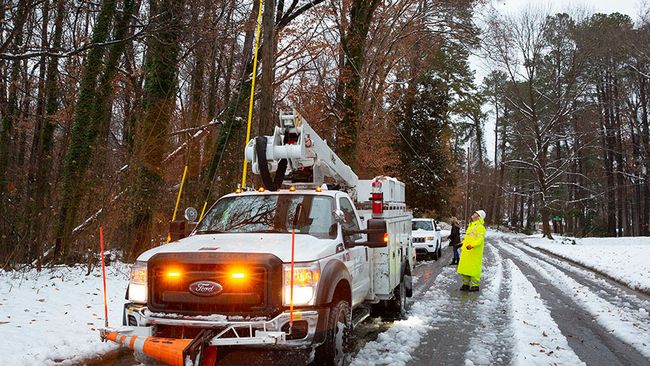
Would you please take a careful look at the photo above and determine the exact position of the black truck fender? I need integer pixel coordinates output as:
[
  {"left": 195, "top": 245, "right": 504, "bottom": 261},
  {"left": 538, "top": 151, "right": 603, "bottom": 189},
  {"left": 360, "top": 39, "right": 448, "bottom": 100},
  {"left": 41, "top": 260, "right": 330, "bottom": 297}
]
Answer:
[
  {"left": 315, "top": 259, "right": 352, "bottom": 306},
  {"left": 312, "top": 260, "right": 352, "bottom": 345}
]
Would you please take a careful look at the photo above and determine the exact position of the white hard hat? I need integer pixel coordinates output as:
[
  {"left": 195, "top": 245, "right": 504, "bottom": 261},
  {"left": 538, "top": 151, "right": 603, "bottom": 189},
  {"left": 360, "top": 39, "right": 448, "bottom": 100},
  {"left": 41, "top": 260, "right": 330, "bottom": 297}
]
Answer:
[{"left": 475, "top": 210, "right": 486, "bottom": 220}]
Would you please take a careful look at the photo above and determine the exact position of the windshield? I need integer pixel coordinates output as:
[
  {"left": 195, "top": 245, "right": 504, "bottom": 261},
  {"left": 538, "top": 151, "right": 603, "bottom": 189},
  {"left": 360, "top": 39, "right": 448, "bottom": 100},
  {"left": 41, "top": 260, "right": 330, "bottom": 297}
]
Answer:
[
  {"left": 196, "top": 194, "right": 336, "bottom": 239},
  {"left": 412, "top": 220, "right": 433, "bottom": 231}
]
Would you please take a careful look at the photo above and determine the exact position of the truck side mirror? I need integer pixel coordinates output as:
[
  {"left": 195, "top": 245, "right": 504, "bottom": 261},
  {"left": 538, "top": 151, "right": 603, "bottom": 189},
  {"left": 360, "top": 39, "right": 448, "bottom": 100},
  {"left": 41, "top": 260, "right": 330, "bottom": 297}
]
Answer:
[
  {"left": 332, "top": 209, "right": 345, "bottom": 224},
  {"left": 184, "top": 207, "right": 198, "bottom": 222},
  {"left": 365, "top": 219, "right": 388, "bottom": 248},
  {"left": 341, "top": 219, "right": 388, "bottom": 248},
  {"left": 169, "top": 220, "right": 186, "bottom": 241}
]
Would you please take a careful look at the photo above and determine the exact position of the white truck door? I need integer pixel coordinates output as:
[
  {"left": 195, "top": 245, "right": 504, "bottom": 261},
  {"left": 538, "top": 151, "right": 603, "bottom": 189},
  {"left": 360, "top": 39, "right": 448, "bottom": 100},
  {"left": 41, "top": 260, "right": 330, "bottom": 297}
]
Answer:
[{"left": 338, "top": 196, "right": 371, "bottom": 307}]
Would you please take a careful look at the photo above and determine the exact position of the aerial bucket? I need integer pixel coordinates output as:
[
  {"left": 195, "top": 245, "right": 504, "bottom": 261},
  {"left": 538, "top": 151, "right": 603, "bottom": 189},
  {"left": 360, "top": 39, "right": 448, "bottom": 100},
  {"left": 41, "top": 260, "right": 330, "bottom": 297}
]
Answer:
[{"left": 101, "top": 330, "right": 216, "bottom": 366}]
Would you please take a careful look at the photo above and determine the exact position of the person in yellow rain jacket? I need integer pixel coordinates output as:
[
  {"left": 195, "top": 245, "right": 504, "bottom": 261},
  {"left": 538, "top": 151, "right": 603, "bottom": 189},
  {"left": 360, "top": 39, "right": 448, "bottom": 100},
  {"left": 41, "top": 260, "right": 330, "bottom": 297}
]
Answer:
[{"left": 457, "top": 210, "right": 486, "bottom": 292}]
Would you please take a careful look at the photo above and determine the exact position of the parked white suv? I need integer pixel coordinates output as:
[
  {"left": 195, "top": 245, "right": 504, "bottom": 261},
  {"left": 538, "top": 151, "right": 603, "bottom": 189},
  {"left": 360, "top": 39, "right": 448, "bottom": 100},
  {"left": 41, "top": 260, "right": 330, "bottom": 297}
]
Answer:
[{"left": 411, "top": 218, "right": 442, "bottom": 260}]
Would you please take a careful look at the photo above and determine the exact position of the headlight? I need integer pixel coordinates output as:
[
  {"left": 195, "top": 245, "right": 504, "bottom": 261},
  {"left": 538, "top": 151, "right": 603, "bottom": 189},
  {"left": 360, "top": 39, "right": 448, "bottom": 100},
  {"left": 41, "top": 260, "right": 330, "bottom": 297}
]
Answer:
[
  {"left": 283, "top": 262, "right": 320, "bottom": 306},
  {"left": 425, "top": 236, "right": 434, "bottom": 241},
  {"left": 128, "top": 261, "right": 147, "bottom": 304}
]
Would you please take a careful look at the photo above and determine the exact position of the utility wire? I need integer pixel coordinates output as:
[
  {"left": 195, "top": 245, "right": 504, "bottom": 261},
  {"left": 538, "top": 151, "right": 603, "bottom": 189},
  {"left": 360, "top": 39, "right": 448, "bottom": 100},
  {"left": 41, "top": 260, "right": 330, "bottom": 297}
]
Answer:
[{"left": 331, "top": 24, "right": 442, "bottom": 180}]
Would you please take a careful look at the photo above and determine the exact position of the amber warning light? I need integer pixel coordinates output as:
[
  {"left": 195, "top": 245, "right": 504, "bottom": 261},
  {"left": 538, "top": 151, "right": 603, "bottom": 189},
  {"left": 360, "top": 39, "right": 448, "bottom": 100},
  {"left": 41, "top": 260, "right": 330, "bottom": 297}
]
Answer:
[
  {"left": 231, "top": 272, "right": 246, "bottom": 279},
  {"left": 166, "top": 270, "right": 181, "bottom": 278}
]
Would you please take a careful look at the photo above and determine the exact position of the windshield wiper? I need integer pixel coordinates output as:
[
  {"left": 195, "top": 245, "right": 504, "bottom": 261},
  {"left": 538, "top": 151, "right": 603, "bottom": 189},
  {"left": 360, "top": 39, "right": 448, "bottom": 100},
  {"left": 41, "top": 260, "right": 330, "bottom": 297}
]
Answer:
[{"left": 195, "top": 230, "right": 226, "bottom": 234}]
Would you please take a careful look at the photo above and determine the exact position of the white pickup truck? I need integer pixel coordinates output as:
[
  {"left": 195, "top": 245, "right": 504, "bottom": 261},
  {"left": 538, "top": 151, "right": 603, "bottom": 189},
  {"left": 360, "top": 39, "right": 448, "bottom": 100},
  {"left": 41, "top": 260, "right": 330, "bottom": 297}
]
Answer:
[{"left": 113, "top": 113, "right": 414, "bottom": 366}]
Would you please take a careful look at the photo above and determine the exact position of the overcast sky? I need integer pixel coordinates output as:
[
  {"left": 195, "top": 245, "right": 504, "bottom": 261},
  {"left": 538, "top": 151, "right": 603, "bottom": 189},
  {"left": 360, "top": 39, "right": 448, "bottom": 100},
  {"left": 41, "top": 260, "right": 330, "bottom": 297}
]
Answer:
[{"left": 472, "top": 0, "right": 646, "bottom": 163}]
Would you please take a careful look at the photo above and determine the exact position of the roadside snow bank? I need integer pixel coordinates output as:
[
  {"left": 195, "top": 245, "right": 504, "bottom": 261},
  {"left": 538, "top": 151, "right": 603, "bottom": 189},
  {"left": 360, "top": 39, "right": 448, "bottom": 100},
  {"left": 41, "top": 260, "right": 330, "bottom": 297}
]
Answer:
[
  {"left": 524, "top": 236, "right": 650, "bottom": 293},
  {"left": 0, "top": 262, "right": 130, "bottom": 365},
  {"left": 506, "top": 259, "right": 584, "bottom": 365}
]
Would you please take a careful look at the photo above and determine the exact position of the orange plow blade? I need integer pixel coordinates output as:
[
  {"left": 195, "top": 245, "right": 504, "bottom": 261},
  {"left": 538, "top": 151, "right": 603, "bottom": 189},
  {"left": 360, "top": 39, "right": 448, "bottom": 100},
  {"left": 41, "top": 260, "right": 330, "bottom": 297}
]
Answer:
[{"left": 103, "top": 331, "right": 193, "bottom": 366}]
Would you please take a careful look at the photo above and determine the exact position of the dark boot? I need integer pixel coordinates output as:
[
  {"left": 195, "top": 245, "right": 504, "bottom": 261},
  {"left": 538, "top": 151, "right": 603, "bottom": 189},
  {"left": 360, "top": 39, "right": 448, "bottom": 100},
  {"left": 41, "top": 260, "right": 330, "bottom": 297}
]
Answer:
[
  {"left": 460, "top": 284, "right": 469, "bottom": 291},
  {"left": 469, "top": 285, "right": 479, "bottom": 292}
]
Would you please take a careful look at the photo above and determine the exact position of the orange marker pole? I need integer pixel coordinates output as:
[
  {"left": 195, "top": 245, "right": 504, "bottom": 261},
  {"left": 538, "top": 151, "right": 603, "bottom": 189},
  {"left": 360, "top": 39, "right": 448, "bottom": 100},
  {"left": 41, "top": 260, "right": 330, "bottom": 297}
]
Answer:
[
  {"left": 99, "top": 226, "right": 109, "bottom": 328},
  {"left": 290, "top": 226, "right": 295, "bottom": 326}
]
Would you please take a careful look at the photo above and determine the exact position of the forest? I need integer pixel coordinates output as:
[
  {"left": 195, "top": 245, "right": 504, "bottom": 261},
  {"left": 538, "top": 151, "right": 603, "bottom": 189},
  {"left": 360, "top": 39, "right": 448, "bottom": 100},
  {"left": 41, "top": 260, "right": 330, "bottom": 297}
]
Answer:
[{"left": 0, "top": 0, "right": 649, "bottom": 268}]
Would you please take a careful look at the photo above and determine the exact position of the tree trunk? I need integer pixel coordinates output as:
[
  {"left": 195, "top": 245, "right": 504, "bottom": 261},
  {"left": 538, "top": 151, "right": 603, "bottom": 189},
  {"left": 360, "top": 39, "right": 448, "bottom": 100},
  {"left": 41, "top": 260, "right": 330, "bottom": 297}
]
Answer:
[
  {"left": 25, "top": 0, "right": 51, "bottom": 266},
  {"left": 0, "top": 0, "right": 30, "bottom": 266},
  {"left": 0, "top": 0, "right": 29, "bottom": 195},
  {"left": 54, "top": 0, "right": 119, "bottom": 262},
  {"left": 126, "top": 0, "right": 185, "bottom": 259},
  {"left": 257, "top": 0, "right": 276, "bottom": 136},
  {"left": 641, "top": 74, "right": 650, "bottom": 235},
  {"left": 597, "top": 77, "right": 617, "bottom": 236},
  {"left": 336, "top": 0, "right": 380, "bottom": 170}
]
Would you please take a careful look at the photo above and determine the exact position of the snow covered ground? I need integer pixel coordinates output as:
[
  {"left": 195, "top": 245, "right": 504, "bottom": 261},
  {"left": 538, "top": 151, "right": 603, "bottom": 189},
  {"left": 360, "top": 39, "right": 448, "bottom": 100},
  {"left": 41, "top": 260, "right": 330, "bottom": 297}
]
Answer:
[
  {"left": 524, "top": 235, "right": 650, "bottom": 293},
  {"left": 0, "top": 261, "right": 129, "bottom": 365},
  {"left": 496, "top": 241, "right": 650, "bottom": 360}
]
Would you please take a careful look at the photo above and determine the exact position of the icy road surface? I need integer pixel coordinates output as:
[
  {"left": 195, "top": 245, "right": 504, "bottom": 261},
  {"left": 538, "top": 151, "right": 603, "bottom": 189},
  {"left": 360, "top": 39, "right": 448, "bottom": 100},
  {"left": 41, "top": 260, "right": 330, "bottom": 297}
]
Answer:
[{"left": 352, "top": 235, "right": 650, "bottom": 366}]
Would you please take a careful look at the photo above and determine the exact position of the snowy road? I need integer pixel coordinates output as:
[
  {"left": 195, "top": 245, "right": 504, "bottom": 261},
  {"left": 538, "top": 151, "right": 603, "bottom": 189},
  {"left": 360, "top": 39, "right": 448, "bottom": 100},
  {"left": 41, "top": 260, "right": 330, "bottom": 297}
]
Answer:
[
  {"left": 360, "top": 236, "right": 650, "bottom": 366},
  {"left": 79, "top": 236, "right": 650, "bottom": 366}
]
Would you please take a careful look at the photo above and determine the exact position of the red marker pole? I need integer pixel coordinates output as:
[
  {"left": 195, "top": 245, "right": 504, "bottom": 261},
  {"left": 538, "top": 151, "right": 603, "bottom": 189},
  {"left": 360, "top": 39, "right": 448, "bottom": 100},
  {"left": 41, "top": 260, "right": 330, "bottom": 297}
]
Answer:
[{"left": 99, "top": 226, "right": 109, "bottom": 328}]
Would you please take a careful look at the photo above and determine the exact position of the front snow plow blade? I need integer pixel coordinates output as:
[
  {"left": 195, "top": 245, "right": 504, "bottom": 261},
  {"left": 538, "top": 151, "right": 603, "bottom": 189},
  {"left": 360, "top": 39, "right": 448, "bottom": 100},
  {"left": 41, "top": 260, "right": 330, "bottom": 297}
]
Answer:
[{"left": 100, "top": 329, "right": 217, "bottom": 366}]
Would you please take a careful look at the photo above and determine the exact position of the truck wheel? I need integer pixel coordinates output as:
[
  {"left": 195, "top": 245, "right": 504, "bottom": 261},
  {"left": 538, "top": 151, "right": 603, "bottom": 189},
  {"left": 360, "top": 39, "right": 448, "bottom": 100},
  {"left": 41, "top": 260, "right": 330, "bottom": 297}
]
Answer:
[
  {"left": 314, "top": 300, "right": 352, "bottom": 366},
  {"left": 431, "top": 250, "right": 438, "bottom": 261},
  {"left": 386, "top": 279, "right": 407, "bottom": 320},
  {"left": 437, "top": 244, "right": 442, "bottom": 259}
]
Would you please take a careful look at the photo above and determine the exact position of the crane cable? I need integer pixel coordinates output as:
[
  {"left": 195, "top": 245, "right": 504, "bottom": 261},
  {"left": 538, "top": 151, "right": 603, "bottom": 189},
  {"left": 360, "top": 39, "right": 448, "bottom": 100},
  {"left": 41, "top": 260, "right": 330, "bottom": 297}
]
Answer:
[{"left": 241, "top": 0, "right": 264, "bottom": 188}]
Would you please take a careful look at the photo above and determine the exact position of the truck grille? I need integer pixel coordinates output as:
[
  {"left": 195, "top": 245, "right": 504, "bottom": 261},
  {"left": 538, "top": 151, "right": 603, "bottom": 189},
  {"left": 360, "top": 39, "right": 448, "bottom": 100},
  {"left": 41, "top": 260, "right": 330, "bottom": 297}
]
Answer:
[
  {"left": 147, "top": 252, "right": 283, "bottom": 317},
  {"left": 413, "top": 237, "right": 425, "bottom": 243}
]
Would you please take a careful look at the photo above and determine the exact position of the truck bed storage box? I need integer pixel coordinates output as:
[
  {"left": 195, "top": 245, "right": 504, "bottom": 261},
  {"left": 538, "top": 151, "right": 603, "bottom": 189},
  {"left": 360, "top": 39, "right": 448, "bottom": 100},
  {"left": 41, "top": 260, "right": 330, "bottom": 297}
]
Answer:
[
  {"left": 357, "top": 177, "right": 405, "bottom": 203},
  {"left": 147, "top": 252, "right": 283, "bottom": 317}
]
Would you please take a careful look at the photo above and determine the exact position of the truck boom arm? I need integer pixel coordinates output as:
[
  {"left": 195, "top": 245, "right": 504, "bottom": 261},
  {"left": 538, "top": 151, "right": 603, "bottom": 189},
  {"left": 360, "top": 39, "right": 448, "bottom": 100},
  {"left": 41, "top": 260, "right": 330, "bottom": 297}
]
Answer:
[{"left": 244, "top": 112, "right": 359, "bottom": 193}]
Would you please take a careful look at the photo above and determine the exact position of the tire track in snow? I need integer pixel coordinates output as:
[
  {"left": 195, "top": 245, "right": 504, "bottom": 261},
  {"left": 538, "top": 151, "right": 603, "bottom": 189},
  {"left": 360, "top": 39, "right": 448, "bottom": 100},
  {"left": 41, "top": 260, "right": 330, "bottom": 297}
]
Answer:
[
  {"left": 463, "top": 244, "right": 513, "bottom": 366},
  {"left": 495, "top": 241, "right": 650, "bottom": 360},
  {"left": 513, "top": 240, "right": 650, "bottom": 314},
  {"left": 506, "top": 259, "right": 585, "bottom": 365}
]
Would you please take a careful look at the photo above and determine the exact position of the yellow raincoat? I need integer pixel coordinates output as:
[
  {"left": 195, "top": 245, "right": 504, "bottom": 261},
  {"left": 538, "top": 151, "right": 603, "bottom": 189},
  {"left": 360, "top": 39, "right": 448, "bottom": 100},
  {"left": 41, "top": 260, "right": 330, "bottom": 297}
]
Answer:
[{"left": 456, "top": 216, "right": 486, "bottom": 280}]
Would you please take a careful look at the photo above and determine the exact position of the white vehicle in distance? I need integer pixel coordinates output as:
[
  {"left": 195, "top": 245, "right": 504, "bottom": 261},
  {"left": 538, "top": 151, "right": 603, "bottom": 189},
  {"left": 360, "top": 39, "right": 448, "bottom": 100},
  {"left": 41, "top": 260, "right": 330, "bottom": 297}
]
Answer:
[{"left": 411, "top": 218, "right": 442, "bottom": 260}]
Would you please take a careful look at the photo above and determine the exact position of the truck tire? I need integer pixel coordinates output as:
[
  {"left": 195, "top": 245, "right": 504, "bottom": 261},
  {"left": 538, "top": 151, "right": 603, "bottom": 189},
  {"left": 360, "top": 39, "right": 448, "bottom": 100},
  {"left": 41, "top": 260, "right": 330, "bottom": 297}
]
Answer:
[
  {"left": 314, "top": 300, "right": 352, "bottom": 366},
  {"left": 385, "top": 278, "right": 407, "bottom": 320},
  {"left": 437, "top": 243, "right": 442, "bottom": 259}
]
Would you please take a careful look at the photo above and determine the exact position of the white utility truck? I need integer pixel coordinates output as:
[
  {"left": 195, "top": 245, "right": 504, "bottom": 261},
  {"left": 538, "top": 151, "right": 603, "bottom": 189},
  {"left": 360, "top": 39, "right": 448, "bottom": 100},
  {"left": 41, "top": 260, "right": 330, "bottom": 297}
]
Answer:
[{"left": 107, "top": 112, "right": 414, "bottom": 366}]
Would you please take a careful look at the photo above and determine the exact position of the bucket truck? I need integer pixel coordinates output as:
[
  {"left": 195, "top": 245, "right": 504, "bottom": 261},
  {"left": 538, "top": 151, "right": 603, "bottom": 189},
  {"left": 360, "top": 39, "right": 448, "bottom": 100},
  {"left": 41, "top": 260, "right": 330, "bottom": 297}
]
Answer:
[{"left": 102, "top": 112, "right": 414, "bottom": 366}]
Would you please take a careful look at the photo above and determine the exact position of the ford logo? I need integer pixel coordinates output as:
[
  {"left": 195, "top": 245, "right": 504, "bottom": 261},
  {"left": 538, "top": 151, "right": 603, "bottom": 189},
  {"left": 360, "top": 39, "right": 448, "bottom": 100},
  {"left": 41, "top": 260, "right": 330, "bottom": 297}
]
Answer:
[{"left": 188, "top": 280, "right": 223, "bottom": 297}]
